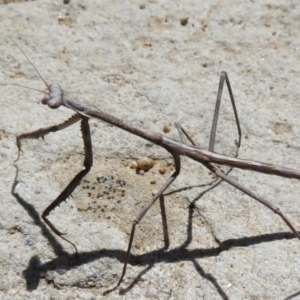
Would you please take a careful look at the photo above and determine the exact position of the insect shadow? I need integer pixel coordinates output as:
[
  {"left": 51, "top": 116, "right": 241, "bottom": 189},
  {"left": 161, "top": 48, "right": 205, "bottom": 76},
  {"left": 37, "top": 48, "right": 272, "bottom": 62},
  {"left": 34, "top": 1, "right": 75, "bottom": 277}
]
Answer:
[{"left": 10, "top": 165, "right": 297, "bottom": 298}]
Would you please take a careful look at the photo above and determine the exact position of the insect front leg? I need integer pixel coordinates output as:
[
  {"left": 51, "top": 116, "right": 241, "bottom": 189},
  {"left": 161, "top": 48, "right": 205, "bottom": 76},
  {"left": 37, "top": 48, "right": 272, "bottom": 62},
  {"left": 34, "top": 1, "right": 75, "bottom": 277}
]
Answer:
[
  {"left": 15, "top": 114, "right": 81, "bottom": 162},
  {"left": 41, "top": 116, "right": 93, "bottom": 253}
]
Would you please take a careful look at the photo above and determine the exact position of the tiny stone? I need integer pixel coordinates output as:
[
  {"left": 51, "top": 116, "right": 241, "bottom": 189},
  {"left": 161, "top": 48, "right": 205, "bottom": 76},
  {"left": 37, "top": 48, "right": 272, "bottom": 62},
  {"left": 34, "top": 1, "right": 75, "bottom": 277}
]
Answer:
[
  {"left": 180, "top": 17, "right": 189, "bottom": 26},
  {"left": 163, "top": 125, "right": 171, "bottom": 133},
  {"left": 159, "top": 167, "right": 166, "bottom": 175}
]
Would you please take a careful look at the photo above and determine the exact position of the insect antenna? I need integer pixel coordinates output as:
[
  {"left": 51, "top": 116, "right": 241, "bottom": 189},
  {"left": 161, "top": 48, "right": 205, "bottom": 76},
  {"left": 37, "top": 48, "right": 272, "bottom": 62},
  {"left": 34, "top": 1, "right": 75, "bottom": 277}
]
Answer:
[
  {"left": 9, "top": 37, "right": 49, "bottom": 89},
  {"left": 0, "top": 83, "right": 47, "bottom": 95}
]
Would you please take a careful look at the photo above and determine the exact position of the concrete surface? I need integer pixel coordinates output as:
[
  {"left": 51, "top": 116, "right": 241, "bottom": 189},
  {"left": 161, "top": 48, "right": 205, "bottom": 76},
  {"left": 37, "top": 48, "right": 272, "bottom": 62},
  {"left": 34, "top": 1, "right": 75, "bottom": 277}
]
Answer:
[{"left": 0, "top": 0, "right": 300, "bottom": 299}]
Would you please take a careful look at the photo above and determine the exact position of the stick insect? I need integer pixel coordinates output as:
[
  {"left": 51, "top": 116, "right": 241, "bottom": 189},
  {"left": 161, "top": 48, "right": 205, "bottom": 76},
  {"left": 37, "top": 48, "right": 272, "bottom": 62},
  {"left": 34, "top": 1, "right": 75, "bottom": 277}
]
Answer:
[{"left": 8, "top": 39, "right": 300, "bottom": 295}]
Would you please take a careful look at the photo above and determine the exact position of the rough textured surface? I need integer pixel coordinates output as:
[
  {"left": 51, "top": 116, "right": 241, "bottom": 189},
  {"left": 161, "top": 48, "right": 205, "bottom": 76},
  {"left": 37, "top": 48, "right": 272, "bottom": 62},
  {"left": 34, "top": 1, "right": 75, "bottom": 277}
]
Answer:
[{"left": 1, "top": 0, "right": 300, "bottom": 299}]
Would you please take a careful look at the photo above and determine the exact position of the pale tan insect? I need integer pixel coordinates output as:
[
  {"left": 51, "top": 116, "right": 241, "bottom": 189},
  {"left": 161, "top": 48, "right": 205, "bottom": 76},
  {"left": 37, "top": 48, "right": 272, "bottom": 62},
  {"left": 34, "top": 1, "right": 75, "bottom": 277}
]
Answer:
[{"left": 7, "top": 38, "right": 300, "bottom": 295}]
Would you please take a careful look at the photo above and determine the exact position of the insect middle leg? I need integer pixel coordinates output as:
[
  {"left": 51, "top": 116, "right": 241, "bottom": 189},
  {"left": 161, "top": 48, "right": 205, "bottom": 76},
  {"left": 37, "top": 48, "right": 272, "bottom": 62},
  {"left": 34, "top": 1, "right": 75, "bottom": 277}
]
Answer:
[{"left": 104, "top": 152, "right": 181, "bottom": 295}]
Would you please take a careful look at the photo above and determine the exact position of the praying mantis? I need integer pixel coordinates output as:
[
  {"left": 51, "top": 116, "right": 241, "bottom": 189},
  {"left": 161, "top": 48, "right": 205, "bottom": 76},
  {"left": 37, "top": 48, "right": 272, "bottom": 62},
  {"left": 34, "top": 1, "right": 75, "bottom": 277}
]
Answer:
[{"left": 7, "top": 38, "right": 300, "bottom": 295}]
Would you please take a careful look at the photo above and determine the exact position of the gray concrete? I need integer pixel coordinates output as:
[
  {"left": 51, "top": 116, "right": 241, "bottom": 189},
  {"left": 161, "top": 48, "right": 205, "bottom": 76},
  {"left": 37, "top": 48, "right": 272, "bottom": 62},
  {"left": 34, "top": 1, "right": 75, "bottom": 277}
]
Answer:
[{"left": 1, "top": 0, "right": 300, "bottom": 299}]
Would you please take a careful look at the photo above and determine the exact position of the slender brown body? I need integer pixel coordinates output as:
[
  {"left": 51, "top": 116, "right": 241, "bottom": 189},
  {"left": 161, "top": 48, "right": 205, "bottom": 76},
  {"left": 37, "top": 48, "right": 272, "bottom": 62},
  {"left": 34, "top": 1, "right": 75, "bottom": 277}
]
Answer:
[
  {"left": 11, "top": 38, "right": 300, "bottom": 295},
  {"left": 66, "top": 96, "right": 300, "bottom": 180}
]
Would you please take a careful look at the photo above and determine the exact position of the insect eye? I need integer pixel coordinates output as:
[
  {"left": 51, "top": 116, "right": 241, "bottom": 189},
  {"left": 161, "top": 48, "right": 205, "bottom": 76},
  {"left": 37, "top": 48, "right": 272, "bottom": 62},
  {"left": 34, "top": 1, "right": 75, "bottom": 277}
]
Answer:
[
  {"left": 41, "top": 94, "right": 62, "bottom": 108},
  {"left": 41, "top": 95, "right": 50, "bottom": 105},
  {"left": 48, "top": 98, "right": 62, "bottom": 108}
]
